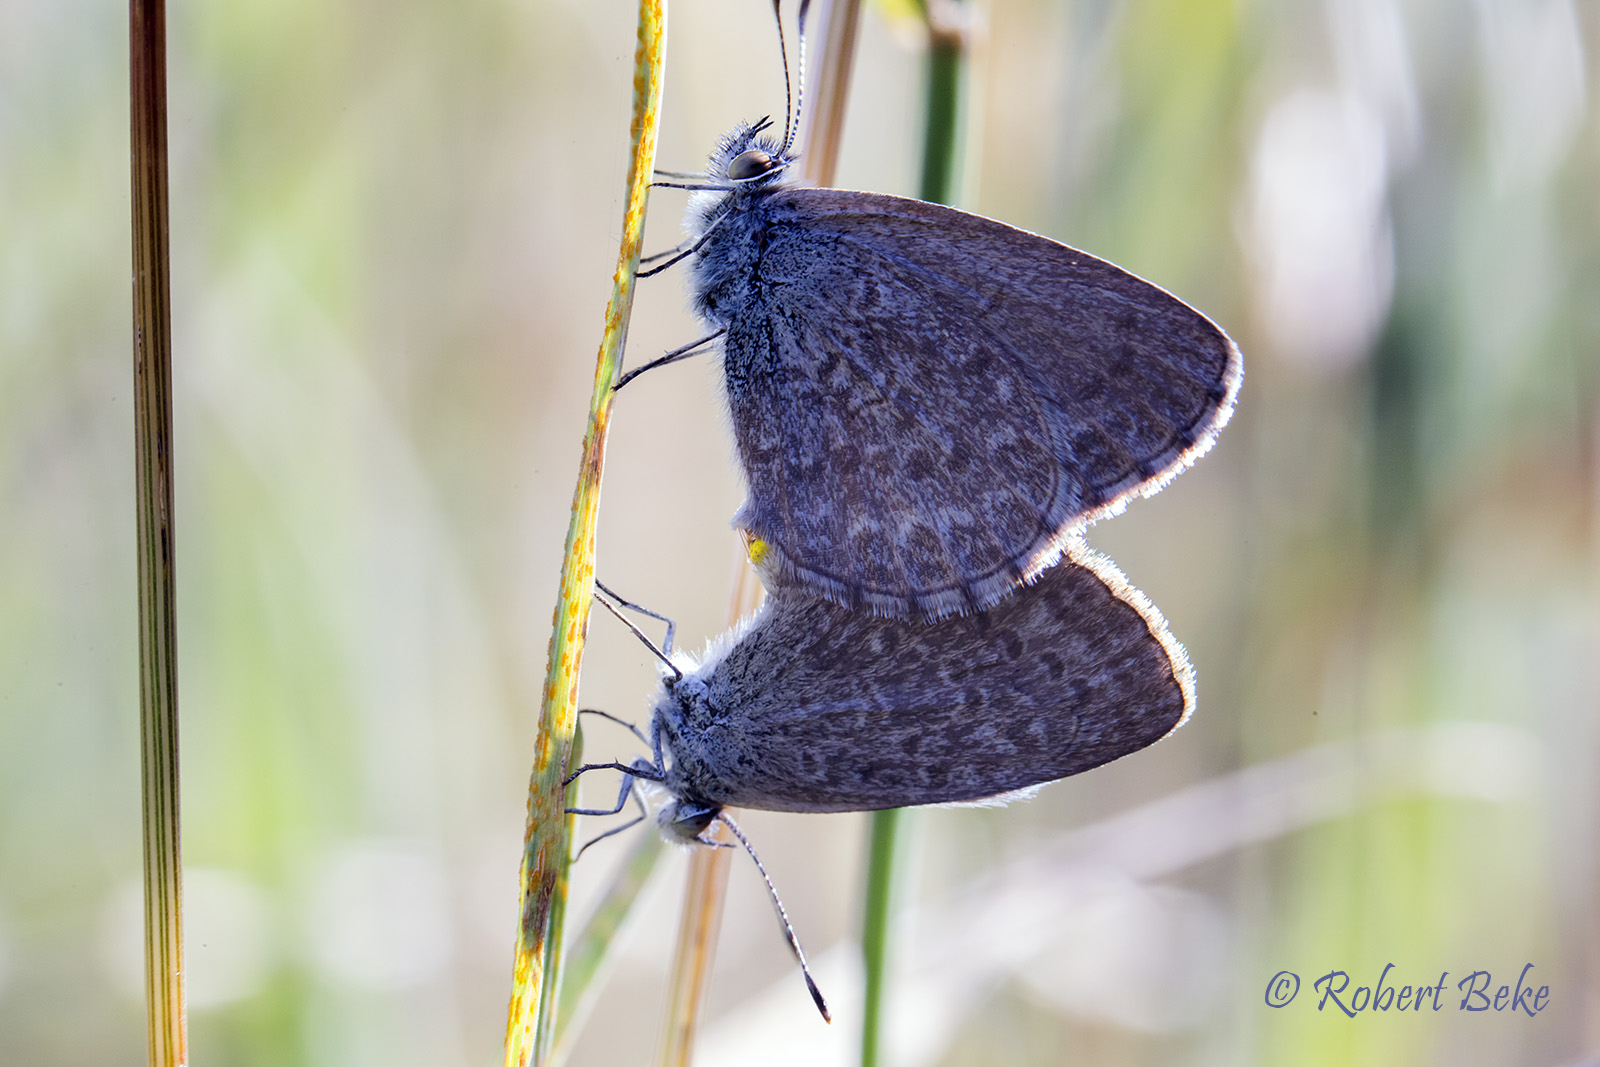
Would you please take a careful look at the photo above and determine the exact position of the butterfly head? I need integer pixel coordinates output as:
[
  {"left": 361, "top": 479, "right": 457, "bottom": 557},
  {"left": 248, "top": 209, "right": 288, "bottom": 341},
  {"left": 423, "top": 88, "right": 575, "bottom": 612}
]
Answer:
[
  {"left": 657, "top": 795, "right": 722, "bottom": 845},
  {"left": 708, "top": 118, "right": 794, "bottom": 191}
]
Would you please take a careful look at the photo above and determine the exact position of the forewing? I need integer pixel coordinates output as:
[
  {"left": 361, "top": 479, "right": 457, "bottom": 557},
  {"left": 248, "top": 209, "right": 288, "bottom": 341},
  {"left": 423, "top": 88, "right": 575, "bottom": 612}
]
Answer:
[
  {"left": 730, "top": 188, "right": 1241, "bottom": 619},
  {"left": 697, "top": 543, "right": 1193, "bottom": 813}
]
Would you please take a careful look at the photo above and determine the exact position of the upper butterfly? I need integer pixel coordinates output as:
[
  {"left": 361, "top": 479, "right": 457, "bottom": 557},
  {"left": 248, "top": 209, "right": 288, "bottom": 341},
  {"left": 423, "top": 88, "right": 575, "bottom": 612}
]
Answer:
[{"left": 666, "top": 119, "right": 1242, "bottom": 620}]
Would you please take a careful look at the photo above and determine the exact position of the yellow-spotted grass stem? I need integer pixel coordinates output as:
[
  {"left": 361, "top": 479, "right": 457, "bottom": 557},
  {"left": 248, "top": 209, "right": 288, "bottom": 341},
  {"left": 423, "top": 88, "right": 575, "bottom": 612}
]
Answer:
[
  {"left": 532, "top": 727, "right": 582, "bottom": 1063},
  {"left": 503, "top": 3, "right": 667, "bottom": 1064}
]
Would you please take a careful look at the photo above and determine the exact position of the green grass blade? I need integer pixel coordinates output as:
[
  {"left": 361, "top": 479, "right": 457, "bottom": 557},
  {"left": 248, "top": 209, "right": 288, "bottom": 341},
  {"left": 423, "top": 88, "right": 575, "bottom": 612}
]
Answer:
[{"left": 551, "top": 825, "right": 668, "bottom": 1064}]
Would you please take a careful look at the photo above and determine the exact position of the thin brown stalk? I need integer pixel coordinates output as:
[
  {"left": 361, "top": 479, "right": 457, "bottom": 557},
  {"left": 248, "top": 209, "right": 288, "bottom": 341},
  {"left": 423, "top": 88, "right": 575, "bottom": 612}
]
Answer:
[
  {"left": 129, "top": 1, "right": 186, "bottom": 1064},
  {"left": 800, "top": 0, "right": 864, "bottom": 187},
  {"left": 652, "top": 790, "right": 738, "bottom": 1066},
  {"left": 503, "top": 3, "right": 667, "bottom": 1064}
]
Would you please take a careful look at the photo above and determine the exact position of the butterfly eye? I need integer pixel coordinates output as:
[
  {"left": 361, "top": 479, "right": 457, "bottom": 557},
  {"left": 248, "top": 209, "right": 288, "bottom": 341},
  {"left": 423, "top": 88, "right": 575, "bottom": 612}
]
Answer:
[
  {"left": 668, "top": 800, "right": 718, "bottom": 839},
  {"left": 728, "top": 149, "right": 775, "bottom": 181}
]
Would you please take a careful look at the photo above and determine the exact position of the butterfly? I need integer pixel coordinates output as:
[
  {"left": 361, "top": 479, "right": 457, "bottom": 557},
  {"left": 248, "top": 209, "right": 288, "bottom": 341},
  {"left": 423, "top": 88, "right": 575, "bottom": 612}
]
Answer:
[
  {"left": 571, "top": 539, "right": 1192, "bottom": 1020},
  {"left": 575, "top": 537, "right": 1190, "bottom": 835},
  {"left": 628, "top": 118, "right": 1241, "bottom": 621}
]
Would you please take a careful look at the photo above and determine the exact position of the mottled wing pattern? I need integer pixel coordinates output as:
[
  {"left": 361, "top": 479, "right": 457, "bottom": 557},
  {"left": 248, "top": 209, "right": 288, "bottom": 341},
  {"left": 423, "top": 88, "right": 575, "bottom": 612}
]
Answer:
[
  {"left": 686, "top": 542, "right": 1192, "bottom": 813},
  {"left": 728, "top": 188, "right": 1242, "bottom": 619}
]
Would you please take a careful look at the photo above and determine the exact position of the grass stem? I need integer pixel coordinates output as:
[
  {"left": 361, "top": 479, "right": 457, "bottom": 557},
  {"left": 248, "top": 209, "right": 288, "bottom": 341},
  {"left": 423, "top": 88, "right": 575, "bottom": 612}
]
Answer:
[
  {"left": 502, "top": 4, "right": 667, "bottom": 1064},
  {"left": 129, "top": 2, "right": 186, "bottom": 1064}
]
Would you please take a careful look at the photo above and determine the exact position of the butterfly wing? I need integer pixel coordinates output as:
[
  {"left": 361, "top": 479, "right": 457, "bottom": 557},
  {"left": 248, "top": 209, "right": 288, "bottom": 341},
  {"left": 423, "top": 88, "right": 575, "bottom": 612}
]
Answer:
[
  {"left": 721, "top": 188, "right": 1241, "bottom": 619},
  {"left": 683, "top": 543, "right": 1193, "bottom": 813}
]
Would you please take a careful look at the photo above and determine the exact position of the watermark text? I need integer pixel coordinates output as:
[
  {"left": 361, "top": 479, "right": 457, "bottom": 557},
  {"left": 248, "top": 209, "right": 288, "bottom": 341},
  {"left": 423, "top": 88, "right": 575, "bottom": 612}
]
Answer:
[{"left": 1264, "top": 964, "right": 1549, "bottom": 1016}]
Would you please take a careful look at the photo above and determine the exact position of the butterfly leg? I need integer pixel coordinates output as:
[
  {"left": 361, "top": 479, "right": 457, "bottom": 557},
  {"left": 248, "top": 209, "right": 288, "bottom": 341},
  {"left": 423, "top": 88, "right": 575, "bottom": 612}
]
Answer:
[
  {"left": 639, "top": 238, "right": 693, "bottom": 265},
  {"left": 636, "top": 239, "right": 708, "bottom": 278},
  {"left": 562, "top": 758, "right": 663, "bottom": 791},
  {"left": 565, "top": 765, "right": 640, "bottom": 818},
  {"left": 571, "top": 812, "right": 647, "bottom": 861},
  {"left": 591, "top": 586, "right": 682, "bottom": 680},
  {"left": 650, "top": 180, "right": 739, "bottom": 192},
  {"left": 612, "top": 328, "right": 726, "bottom": 392},
  {"left": 635, "top": 202, "right": 734, "bottom": 278},
  {"left": 594, "top": 579, "right": 678, "bottom": 655},
  {"left": 571, "top": 782, "right": 650, "bottom": 861},
  {"left": 577, "top": 707, "right": 651, "bottom": 748}
]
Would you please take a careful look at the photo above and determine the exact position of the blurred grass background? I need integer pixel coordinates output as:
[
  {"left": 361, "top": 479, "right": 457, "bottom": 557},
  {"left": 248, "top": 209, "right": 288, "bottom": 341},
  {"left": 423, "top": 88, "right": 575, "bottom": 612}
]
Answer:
[{"left": 2, "top": 0, "right": 1598, "bottom": 1064}]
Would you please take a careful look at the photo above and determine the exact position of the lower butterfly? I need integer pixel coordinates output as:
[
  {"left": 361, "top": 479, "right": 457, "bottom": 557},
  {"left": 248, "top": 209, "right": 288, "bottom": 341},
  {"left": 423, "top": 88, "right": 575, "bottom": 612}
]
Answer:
[{"left": 568, "top": 539, "right": 1194, "bottom": 1019}]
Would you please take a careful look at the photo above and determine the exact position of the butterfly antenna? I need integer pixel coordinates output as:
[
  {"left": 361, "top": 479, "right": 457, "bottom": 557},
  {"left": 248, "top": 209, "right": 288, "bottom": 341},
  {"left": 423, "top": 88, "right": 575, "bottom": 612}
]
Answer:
[
  {"left": 716, "top": 811, "right": 832, "bottom": 1023},
  {"left": 770, "top": 0, "right": 795, "bottom": 155},
  {"left": 786, "top": 0, "right": 812, "bottom": 158},
  {"left": 592, "top": 586, "right": 683, "bottom": 682}
]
